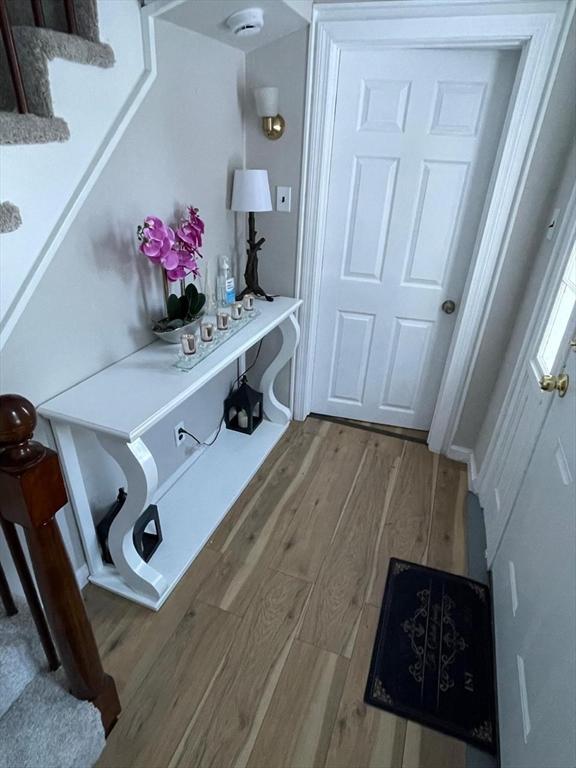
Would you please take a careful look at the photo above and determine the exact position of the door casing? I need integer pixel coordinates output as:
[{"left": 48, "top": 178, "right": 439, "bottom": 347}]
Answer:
[{"left": 292, "top": 0, "right": 575, "bottom": 458}]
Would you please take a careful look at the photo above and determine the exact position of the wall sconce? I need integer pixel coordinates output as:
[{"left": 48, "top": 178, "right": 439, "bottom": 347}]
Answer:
[{"left": 254, "top": 87, "right": 285, "bottom": 140}]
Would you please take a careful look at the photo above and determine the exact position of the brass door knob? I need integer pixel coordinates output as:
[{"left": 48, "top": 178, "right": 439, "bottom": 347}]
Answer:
[
  {"left": 442, "top": 300, "right": 456, "bottom": 315},
  {"left": 539, "top": 373, "right": 569, "bottom": 397}
]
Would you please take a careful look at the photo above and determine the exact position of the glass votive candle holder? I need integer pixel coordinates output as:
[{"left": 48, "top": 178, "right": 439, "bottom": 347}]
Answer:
[
  {"left": 242, "top": 294, "right": 255, "bottom": 312},
  {"left": 180, "top": 333, "right": 197, "bottom": 355},
  {"left": 231, "top": 302, "right": 243, "bottom": 320},
  {"left": 200, "top": 322, "right": 214, "bottom": 342},
  {"left": 217, "top": 311, "right": 230, "bottom": 331}
]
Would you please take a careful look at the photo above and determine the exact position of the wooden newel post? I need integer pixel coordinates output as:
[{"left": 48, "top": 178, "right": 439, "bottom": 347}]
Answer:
[{"left": 0, "top": 394, "right": 120, "bottom": 734}]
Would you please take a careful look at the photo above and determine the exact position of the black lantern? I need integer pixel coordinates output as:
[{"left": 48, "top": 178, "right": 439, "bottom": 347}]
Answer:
[{"left": 224, "top": 376, "right": 263, "bottom": 435}]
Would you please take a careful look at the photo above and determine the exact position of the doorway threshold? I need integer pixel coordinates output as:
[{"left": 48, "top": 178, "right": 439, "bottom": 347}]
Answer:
[{"left": 308, "top": 413, "right": 428, "bottom": 446}]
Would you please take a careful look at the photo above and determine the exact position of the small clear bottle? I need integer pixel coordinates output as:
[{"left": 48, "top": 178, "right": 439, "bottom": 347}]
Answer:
[{"left": 216, "top": 254, "right": 235, "bottom": 307}]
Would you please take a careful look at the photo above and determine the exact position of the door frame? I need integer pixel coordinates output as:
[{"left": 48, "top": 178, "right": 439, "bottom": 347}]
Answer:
[{"left": 291, "top": 0, "right": 574, "bottom": 454}]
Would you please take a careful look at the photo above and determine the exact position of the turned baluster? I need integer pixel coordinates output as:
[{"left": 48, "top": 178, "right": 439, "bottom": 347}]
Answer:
[
  {"left": 0, "top": 394, "right": 120, "bottom": 734},
  {"left": 0, "top": 556, "right": 17, "bottom": 616},
  {"left": 0, "top": 513, "right": 59, "bottom": 669},
  {"left": 0, "top": 0, "right": 29, "bottom": 113},
  {"left": 31, "top": 0, "right": 45, "bottom": 27},
  {"left": 63, "top": 0, "right": 78, "bottom": 35}
]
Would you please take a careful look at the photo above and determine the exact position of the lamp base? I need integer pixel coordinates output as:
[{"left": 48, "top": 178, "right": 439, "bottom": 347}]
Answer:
[
  {"left": 238, "top": 211, "right": 274, "bottom": 302},
  {"left": 237, "top": 284, "right": 274, "bottom": 302}
]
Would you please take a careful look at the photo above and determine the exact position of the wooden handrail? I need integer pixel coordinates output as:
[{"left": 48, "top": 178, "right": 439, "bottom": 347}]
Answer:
[
  {"left": 0, "top": 394, "right": 120, "bottom": 735},
  {"left": 0, "top": 0, "right": 28, "bottom": 114}
]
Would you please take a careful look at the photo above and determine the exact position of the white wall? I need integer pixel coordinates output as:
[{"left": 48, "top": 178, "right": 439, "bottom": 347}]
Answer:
[
  {"left": 453, "top": 16, "right": 576, "bottom": 460},
  {"left": 244, "top": 28, "right": 309, "bottom": 405},
  {"left": 0, "top": 0, "right": 145, "bottom": 343},
  {"left": 0, "top": 19, "right": 245, "bottom": 593}
]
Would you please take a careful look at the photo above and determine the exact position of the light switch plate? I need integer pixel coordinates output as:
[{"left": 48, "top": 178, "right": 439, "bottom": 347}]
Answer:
[{"left": 276, "top": 186, "right": 291, "bottom": 213}]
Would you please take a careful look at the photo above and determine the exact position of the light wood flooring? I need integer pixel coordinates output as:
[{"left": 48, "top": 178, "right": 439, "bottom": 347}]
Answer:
[{"left": 86, "top": 417, "right": 468, "bottom": 768}]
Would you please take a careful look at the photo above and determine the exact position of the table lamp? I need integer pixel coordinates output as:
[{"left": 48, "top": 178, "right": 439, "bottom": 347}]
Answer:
[{"left": 231, "top": 169, "right": 273, "bottom": 302}]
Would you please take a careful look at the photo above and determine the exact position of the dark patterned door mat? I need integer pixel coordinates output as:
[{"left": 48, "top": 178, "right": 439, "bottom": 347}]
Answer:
[{"left": 365, "top": 558, "right": 497, "bottom": 754}]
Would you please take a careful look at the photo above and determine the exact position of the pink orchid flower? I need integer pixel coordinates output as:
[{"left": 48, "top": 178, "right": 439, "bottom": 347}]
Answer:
[
  {"left": 137, "top": 207, "right": 205, "bottom": 281},
  {"left": 166, "top": 250, "right": 200, "bottom": 282},
  {"left": 165, "top": 264, "right": 188, "bottom": 282},
  {"left": 139, "top": 216, "right": 179, "bottom": 269},
  {"left": 176, "top": 208, "right": 204, "bottom": 250}
]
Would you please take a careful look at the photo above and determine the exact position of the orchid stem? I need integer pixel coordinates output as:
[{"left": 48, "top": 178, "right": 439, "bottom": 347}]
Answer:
[{"left": 162, "top": 269, "right": 170, "bottom": 312}]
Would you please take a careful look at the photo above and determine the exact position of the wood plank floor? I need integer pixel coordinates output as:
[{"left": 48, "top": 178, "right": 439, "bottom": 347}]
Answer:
[{"left": 87, "top": 418, "right": 468, "bottom": 768}]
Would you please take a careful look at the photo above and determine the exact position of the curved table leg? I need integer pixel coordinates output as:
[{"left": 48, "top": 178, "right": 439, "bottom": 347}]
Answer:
[
  {"left": 259, "top": 313, "right": 300, "bottom": 425},
  {"left": 97, "top": 435, "right": 166, "bottom": 601}
]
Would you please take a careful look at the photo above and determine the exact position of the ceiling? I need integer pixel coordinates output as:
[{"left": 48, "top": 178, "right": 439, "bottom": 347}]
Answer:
[{"left": 157, "top": 0, "right": 311, "bottom": 53}]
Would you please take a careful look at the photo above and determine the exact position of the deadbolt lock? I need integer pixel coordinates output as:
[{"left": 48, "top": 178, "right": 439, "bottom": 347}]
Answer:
[
  {"left": 442, "top": 300, "right": 456, "bottom": 315},
  {"left": 539, "top": 373, "right": 569, "bottom": 397}
]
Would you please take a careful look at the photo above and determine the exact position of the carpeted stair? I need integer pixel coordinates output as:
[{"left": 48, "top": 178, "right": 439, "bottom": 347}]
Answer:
[
  {"left": 0, "top": 603, "right": 105, "bottom": 767},
  {"left": 0, "top": 200, "right": 22, "bottom": 233},
  {"left": 0, "top": 0, "right": 115, "bottom": 231}
]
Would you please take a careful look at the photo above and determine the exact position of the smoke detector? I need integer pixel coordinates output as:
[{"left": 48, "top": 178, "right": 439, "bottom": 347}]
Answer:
[{"left": 225, "top": 7, "right": 264, "bottom": 37}]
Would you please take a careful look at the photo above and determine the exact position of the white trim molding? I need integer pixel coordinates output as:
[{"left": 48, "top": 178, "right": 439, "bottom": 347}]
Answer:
[
  {"left": 447, "top": 444, "right": 478, "bottom": 493},
  {"left": 75, "top": 562, "right": 90, "bottom": 591},
  {"left": 293, "top": 0, "right": 575, "bottom": 459}
]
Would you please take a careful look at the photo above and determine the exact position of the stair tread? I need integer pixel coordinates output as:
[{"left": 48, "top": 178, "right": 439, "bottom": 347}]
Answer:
[
  {"left": 13, "top": 25, "right": 114, "bottom": 71},
  {"left": 0, "top": 112, "right": 69, "bottom": 145},
  {"left": 1, "top": 24, "right": 114, "bottom": 120},
  {"left": 0, "top": 670, "right": 104, "bottom": 768},
  {"left": 0, "top": 606, "right": 45, "bottom": 719}
]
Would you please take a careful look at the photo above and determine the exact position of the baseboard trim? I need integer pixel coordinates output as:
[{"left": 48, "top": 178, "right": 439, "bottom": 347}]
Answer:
[
  {"left": 75, "top": 562, "right": 90, "bottom": 591},
  {"left": 447, "top": 444, "right": 478, "bottom": 492}
]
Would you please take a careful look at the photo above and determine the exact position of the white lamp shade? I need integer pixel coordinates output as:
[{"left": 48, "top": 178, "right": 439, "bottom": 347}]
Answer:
[
  {"left": 254, "top": 87, "right": 279, "bottom": 117},
  {"left": 231, "top": 169, "right": 272, "bottom": 212}
]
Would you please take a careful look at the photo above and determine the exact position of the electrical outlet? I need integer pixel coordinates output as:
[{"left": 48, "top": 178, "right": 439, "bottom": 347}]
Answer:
[{"left": 174, "top": 421, "right": 185, "bottom": 448}]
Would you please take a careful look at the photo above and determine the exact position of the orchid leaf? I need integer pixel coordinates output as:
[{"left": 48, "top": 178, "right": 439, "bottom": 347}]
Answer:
[
  {"left": 177, "top": 295, "right": 189, "bottom": 320},
  {"left": 167, "top": 293, "right": 180, "bottom": 321},
  {"left": 190, "top": 293, "right": 206, "bottom": 318},
  {"left": 185, "top": 283, "right": 198, "bottom": 302}
]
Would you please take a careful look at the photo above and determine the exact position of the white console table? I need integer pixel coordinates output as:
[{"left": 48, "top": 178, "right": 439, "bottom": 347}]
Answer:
[{"left": 39, "top": 297, "right": 302, "bottom": 610}]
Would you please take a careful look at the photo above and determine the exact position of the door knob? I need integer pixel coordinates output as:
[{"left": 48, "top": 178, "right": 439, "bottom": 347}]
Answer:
[
  {"left": 441, "top": 300, "right": 456, "bottom": 315},
  {"left": 539, "top": 373, "right": 569, "bottom": 397}
]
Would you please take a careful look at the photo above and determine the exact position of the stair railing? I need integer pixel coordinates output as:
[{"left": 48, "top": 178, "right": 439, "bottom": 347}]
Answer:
[
  {"left": 31, "top": 0, "right": 45, "bottom": 27},
  {"left": 63, "top": 0, "right": 78, "bottom": 35},
  {"left": 0, "top": 0, "right": 28, "bottom": 113},
  {"left": 0, "top": 394, "right": 120, "bottom": 735},
  {"left": 0, "top": 0, "right": 81, "bottom": 114}
]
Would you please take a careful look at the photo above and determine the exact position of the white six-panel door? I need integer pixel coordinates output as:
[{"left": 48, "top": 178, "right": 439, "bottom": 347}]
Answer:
[{"left": 311, "top": 48, "right": 518, "bottom": 429}]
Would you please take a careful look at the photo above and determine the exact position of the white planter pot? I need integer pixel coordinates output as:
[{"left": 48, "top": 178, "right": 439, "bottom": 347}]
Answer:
[{"left": 152, "top": 315, "right": 203, "bottom": 344}]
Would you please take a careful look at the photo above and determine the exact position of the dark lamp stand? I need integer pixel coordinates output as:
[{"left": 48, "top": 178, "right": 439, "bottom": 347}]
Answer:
[{"left": 237, "top": 211, "right": 273, "bottom": 302}]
